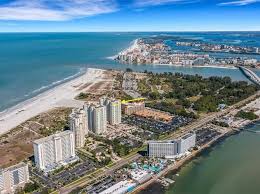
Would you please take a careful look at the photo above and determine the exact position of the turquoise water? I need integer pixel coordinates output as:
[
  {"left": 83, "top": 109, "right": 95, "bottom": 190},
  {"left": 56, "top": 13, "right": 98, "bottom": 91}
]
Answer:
[
  {"left": 1, "top": 32, "right": 260, "bottom": 194},
  {"left": 0, "top": 32, "right": 260, "bottom": 111}
]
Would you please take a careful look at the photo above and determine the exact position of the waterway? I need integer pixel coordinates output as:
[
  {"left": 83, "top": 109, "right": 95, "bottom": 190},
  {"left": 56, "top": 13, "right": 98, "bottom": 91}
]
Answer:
[
  {"left": 1, "top": 32, "right": 260, "bottom": 111},
  {"left": 1, "top": 32, "right": 260, "bottom": 193},
  {"left": 139, "top": 124, "right": 260, "bottom": 194}
]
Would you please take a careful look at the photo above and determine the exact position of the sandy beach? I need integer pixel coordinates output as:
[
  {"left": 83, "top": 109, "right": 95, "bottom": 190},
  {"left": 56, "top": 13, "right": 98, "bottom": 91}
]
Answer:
[{"left": 0, "top": 68, "right": 107, "bottom": 135}]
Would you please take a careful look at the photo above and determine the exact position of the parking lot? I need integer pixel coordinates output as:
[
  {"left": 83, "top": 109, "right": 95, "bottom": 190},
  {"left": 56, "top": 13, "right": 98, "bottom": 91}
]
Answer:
[
  {"left": 32, "top": 159, "right": 96, "bottom": 189},
  {"left": 83, "top": 176, "right": 116, "bottom": 194},
  {"left": 122, "top": 115, "right": 191, "bottom": 135},
  {"left": 195, "top": 127, "right": 222, "bottom": 146}
]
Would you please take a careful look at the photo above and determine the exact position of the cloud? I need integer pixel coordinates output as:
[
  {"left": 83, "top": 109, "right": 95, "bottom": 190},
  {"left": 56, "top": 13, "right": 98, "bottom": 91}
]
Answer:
[
  {"left": 134, "top": 0, "right": 198, "bottom": 7},
  {"left": 218, "top": 0, "right": 260, "bottom": 6},
  {"left": 0, "top": 0, "right": 118, "bottom": 21}
]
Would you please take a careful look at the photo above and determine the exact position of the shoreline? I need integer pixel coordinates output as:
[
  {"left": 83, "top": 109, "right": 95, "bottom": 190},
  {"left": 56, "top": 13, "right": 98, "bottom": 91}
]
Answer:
[
  {"left": 0, "top": 69, "right": 87, "bottom": 114},
  {"left": 130, "top": 115, "right": 260, "bottom": 194},
  {"left": 132, "top": 130, "right": 238, "bottom": 194},
  {"left": 0, "top": 68, "right": 106, "bottom": 135},
  {"left": 132, "top": 118, "right": 260, "bottom": 194}
]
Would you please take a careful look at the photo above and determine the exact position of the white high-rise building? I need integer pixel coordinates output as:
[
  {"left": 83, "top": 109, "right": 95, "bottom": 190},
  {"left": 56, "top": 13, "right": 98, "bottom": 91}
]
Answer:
[
  {"left": 0, "top": 163, "right": 29, "bottom": 194},
  {"left": 148, "top": 141, "right": 177, "bottom": 158},
  {"left": 86, "top": 104, "right": 107, "bottom": 135},
  {"left": 69, "top": 108, "right": 88, "bottom": 148},
  {"left": 176, "top": 133, "right": 196, "bottom": 154},
  {"left": 148, "top": 133, "right": 196, "bottom": 158},
  {"left": 100, "top": 97, "right": 122, "bottom": 125},
  {"left": 108, "top": 100, "right": 122, "bottom": 125},
  {"left": 93, "top": 106, "right": 107, "bottom": 134},
  {"left": 33, "top": 131, "right": 78, "bottom": 172}
]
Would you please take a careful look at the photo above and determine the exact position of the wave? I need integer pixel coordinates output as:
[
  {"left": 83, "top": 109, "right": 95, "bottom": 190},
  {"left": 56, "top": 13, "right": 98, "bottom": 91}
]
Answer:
[
  {"left": 0, "top": 68, "right": 86, "bottom": 114},
  {"left": 106, "top": 55, "right": 117, "bottom": 60},
  {"left": 30, "top": 68, "right": 86, "bottom": 95}
]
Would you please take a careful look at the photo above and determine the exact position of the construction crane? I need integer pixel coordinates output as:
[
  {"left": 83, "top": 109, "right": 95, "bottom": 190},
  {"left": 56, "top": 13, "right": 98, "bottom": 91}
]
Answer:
[{"left": 121, "top": 98, "right": 146, "bottom": 104}]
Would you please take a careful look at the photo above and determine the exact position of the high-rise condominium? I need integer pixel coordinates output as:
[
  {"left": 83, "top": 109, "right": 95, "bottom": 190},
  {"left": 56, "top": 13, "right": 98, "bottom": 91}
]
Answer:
[
  {"left": 100, "top": 97, "right": 122, "bottom": 125},
  {"left": 0, "top": 163, "right": 29, "bottom": 194},
  {"left": 33, "top": 130, "right": 77, "bottom": 172},
  {"left": 69, "top": 108, "right": 88, "bottom": 148},
  {"left": 86, "top": 103, "right": 107, "bottom": 135}
]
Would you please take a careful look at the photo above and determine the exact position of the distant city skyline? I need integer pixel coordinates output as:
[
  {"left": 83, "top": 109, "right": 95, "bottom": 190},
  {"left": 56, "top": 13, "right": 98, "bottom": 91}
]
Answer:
[{"left": 0, "top": 0, "right": 259, "bottom": 32}]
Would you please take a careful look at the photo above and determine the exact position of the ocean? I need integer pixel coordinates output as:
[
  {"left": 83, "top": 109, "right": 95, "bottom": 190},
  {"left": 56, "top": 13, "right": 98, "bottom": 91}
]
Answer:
[
  {"left": 1, "top": 32, "right": 260, "bottom": 111},
  {"left": 1, "top": 32, "right": 260, "bottom": 194}
]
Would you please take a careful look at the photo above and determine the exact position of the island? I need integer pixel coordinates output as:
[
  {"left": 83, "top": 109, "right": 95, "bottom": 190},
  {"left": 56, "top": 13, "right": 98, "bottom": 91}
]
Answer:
[{"left": 114, "top": 37, "right": 260, "bottom": 68}]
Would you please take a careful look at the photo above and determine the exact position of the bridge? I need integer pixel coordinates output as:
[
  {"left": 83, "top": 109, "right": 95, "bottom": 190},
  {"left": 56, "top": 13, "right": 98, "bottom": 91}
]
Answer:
[{"left": 238, "top": 66, "right": 260, "bottom": 86}]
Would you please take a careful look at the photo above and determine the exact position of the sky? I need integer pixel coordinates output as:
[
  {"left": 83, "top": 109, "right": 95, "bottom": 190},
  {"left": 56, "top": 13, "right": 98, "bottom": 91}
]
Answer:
[{"left": 0, "top": 0, "right": 259, "bottom": 32}]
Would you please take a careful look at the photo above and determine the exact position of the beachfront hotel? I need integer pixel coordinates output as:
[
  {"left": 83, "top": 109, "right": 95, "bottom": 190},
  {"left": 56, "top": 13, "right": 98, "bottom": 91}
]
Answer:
[
  {"left": 176, "top": 133, "right": 196, "bottom": 154},
  {"left": 0, "top": 163, "right": 29, "bottom": 194},
  {"left": 86, "top": 103, "right": 107, "bottom": 135},
  {"left": 148, "top": 140, "right": 178, "bottom": 158},
  {"left": 69, "top": 108, "right": 88, "bottom": 148},
  {"left": 148, "top": 133, "right": 196, "bottom": 158},
  {"left": 33, "top": 131, "right": 78, "bottom": 172}
]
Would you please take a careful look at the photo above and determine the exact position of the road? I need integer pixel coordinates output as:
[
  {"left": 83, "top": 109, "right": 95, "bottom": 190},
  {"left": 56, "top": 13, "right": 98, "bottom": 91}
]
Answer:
[{"left": 59, "top": 91, "right": 259, "bottom": 194}]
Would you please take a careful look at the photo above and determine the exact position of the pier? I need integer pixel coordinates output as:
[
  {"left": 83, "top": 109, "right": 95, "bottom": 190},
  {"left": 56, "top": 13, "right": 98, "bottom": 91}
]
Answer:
[{"left": 238, "top": 66, "right": 260, "bottom": 86}]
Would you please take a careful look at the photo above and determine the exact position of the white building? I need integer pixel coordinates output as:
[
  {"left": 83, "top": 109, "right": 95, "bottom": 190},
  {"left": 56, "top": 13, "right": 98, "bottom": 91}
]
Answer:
[
  {"left": 99, "top": 180, "right": 136, "bottom": 194},
  {"left": 0, "top": 163, "right": 29, "bottom": 194},
  {"left": 100, "top": 97, "right": 122, "bottom": 125},
  {"left": 148, "top": 133, "right": 196, "bottom": 158},
  {"left": 33, "top": 131, "right": 78, "bottom": 172},
  {"left": 69, "top": 108, "right": 88, "bottom": 148},
  {"left": 86, "top": 103, "right": 107, "bottom": 135},
  {"left": 129, "top": 169, "right": 152, "bottom": 184},
  {"left": 108, "top": 100, "right": 122, "bottom": 125},
  {"left": 148, "top": 141, "right": 177, "bottom": 158},
  {"left": 176, "top": 133, "right": 196, "bottom": 154}
]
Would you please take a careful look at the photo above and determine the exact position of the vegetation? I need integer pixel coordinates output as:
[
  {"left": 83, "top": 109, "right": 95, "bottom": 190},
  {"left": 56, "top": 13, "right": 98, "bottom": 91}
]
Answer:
[
  {"left": 140, "top": 72, "right": 258, "bottom": 115},
  {"left": 111, "top": 139, "right": 130, "bottom": 157},
  {"left": 235, "top": 110, "right": 258, "bottom": 120},
  {"left": 23, "top": 182, "right": 40, "bottom": 193},
  {"left": 77, "top": 92, "right": 90, "bottom": 100},
  {"left": 212, "top": 120, "right": 229, "bottom": 127}
]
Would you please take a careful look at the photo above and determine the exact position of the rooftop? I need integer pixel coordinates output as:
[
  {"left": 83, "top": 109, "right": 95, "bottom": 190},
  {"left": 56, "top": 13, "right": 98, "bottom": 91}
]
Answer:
[{"left": 33, "top": 130, "right": 73, "bottom": 145}]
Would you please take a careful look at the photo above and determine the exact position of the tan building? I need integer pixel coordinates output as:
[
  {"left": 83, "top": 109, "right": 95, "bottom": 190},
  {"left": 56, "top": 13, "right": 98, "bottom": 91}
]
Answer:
[
  {"left": 122, "top": 102, "right": 145, "bottom": 115},
  {"left": 0, "top": 163, "right": 29, "bottom": 194}
]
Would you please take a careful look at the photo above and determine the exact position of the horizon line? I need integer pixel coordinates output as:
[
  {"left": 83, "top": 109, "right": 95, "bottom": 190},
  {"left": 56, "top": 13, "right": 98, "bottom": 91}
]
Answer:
[{"left": 0, "top": 30, "right": 260, "bottom": 33}]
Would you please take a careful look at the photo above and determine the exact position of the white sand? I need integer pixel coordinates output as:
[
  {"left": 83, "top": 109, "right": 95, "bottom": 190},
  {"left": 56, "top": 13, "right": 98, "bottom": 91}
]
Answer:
[{"left": 0, "top": 68, "right": 105, "bottom": 135}]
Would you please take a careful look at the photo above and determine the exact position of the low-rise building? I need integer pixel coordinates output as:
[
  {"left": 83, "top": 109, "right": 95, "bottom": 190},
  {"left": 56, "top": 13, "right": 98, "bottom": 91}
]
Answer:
[
  {"left": 122, "top": 102, "right": 145, "bottom": 115},
  {"left": 99, "top": 180, "right": 136, "bottom": 194},
  {"left": 0, "top": 163, "right": 29, "bottom": 194},
  {"left": 129, "top": 169, "right": 152, "bottom": 184}
]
